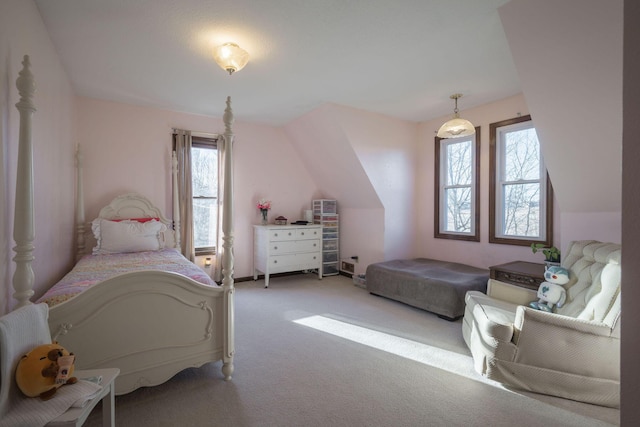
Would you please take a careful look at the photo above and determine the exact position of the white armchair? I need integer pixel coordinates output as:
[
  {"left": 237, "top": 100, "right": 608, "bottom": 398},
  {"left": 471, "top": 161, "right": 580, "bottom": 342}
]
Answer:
[{"left": 462, "top": 240, "right": 621, "bottom": 407}]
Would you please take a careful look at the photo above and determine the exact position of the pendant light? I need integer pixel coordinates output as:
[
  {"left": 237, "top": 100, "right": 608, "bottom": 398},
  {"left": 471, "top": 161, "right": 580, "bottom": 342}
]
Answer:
[{"left": 436, "top": 94, "right": 475, "bottom": 139}]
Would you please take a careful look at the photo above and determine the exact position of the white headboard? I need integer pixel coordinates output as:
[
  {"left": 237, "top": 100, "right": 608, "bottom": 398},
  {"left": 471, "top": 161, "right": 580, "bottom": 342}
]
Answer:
[{"left": 90, "top": 192, "right": 178, "bottom": 251}]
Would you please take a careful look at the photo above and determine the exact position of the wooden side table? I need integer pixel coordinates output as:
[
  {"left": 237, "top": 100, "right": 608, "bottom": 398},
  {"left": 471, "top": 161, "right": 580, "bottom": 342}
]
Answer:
[
  {"left": 47, "top": 368, "right": 119, "bottom": 427},
  {"left": 488, "top": 261, "right": 545, "bottom": 305}
]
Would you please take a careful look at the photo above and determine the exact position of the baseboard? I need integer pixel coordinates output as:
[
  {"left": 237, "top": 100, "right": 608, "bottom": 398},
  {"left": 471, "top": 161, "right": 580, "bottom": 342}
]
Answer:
[{"left": 233, "top": 270, "right": 317, "bottom": 283}]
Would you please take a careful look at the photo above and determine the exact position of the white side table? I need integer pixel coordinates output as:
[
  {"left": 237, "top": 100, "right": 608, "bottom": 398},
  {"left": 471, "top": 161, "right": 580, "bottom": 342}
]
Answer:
[{"left": 47, "top": 368, "right": 119, "bottom": 427}]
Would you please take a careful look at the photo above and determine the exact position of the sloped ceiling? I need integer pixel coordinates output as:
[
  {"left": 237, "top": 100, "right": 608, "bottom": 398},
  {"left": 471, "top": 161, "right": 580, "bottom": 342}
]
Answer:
[
  {"left": 499, "top": 0, "right": 623, "bottom": 213},
  {"left": 283, "top": 104, "right": 382, "bottom": 209},
  {"left": 34, "top": 0, "right": 518, "bottom": 126}
]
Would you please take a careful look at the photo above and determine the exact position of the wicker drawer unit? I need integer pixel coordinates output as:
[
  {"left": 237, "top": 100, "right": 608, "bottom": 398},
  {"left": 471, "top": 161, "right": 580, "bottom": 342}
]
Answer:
[{"left": 313, "top": 199, "right": 340, "bottom": 276}]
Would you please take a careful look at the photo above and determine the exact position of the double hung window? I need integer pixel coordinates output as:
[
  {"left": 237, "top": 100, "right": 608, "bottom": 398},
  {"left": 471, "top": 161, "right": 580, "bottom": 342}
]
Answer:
[
  {"left": 191, "top": 137, "right": 218, "bottom": 255},
  {"left": 489, "top": 115, "right": 553, "bottom": 246},
  {"left": 434, "top": 128, "right": 480, "bottom": 241}
]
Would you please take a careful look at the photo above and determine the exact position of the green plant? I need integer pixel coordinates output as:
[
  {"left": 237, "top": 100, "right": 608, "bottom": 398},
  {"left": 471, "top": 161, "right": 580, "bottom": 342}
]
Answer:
[{"left": 531, "top": 243, "right": 561, "bottom": 262}]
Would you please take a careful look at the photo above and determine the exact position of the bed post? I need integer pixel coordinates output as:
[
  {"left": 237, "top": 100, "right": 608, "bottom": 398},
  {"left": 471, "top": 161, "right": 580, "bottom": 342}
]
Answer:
[
  {"left": 75, "top": 144, "right": 86, "bottom": 261},
  {"left": 221, "top": 96, "right": 235, "bottom": 380},
  {"left": 171, "top": 151, "right": 181, "bottom": 250},
  {"left": 12, "top": 55, "right": 36, "bottom": 308}
]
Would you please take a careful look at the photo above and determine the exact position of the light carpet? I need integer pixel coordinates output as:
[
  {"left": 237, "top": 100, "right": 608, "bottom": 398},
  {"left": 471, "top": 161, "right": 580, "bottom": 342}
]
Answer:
[{"left": 84, "top": 274, "right": 619, "bottom": 426}]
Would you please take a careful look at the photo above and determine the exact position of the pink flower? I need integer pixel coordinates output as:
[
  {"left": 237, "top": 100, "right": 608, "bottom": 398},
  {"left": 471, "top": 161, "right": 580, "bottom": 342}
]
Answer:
[{"left": 257, "top": 199, "right": 271, "bottom": 210}]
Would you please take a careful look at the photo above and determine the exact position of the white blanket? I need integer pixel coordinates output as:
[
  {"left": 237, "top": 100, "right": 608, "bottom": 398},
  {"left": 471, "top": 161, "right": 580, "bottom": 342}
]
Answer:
[{"left": 0, "top": 380, "right": 102, "bottom": 427}]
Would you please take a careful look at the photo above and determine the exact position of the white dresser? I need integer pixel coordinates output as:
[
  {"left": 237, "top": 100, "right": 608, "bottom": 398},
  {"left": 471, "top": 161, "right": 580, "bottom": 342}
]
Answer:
[{"left": 253, "top": 224, "right": 323, "bottom": 288}]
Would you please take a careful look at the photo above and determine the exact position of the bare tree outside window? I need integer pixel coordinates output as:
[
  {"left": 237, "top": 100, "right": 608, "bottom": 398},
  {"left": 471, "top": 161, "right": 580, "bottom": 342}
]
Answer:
[
  {"left": 434, "top": 128, "right": 480, "bottom": 241},
  {"left": 501, "top": 127, "right": 541, "bottom": 237},
  {"left": 489, "top": 115, "right": 553, "bottom": 247},
  {"left": 444, "top": 140, "right": 472, "bottom": 232},
  {"left": 192, "top": 145, "right": 218, "bottom": 251}
]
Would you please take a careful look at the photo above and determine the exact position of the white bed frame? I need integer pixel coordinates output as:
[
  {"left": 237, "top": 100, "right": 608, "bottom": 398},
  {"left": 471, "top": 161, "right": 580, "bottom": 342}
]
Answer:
[{"left": 11, "top": 56, "right": 235, "bottom": 394}]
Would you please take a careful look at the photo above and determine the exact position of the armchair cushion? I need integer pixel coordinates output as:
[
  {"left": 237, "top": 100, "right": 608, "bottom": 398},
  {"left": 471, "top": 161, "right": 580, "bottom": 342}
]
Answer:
[{"left": 462, "top": 240, "right": 621, "bottom": 407}]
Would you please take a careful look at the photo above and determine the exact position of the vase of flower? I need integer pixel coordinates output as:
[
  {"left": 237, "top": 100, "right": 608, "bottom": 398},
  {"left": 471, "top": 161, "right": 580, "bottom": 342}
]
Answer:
[{"left": 257, "top": 199, "right": 271, "bottom": 225}]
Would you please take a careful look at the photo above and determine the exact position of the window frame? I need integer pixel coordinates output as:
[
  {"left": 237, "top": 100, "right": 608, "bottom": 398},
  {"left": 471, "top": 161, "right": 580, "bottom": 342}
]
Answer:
[
  {"left": 489, "top": 115, "right": 553, "bottom": 247},
  {"left": 434, "top": 126, "right": 480, "bottom": 242},
  {"left": 191, "top": 136, "right": 218, "bottom": 256}
]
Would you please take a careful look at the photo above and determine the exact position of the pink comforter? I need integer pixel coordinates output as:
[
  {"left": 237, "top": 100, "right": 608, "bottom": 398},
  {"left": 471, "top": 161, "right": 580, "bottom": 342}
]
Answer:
[{"left": 37, "top": 249, "right": 216, "bottom": 307}]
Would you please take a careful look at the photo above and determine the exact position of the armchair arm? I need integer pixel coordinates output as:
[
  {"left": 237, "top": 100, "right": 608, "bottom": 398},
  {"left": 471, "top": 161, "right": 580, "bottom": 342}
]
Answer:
[{"left": 511, "top": 306, "right": 619, "bottom": 379}]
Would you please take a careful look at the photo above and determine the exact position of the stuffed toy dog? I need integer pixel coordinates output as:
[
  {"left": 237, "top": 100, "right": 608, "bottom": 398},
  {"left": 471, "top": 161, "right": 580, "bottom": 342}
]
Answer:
[
  {"left": 529, "top": 266, "right": 570, "bottom": 312},
  {"left": 16, "top": 342, "right": 77, "bottom": 400}
]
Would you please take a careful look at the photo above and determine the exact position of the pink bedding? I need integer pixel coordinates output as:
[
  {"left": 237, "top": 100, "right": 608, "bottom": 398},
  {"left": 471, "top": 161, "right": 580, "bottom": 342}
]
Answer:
[{"left": 37, "top": 249, "right": 216, "bottom": 307}]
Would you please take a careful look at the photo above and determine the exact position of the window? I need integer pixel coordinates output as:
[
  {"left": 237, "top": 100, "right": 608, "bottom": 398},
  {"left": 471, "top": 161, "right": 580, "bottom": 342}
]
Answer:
[
  {"left": 489, "top": 115, "right": 553, "bottom": 246},
  {"left": 434, "top": 127, "right": 480, "bottom": 241},
  {"left": 191, "top": 137, "right": 218, "bottom": 255}
]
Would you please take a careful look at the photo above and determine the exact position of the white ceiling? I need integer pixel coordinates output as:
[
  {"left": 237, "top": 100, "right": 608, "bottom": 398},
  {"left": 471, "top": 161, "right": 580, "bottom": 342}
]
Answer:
[{"left": 35, "top": 0, "right": 520, "bottom": 126}]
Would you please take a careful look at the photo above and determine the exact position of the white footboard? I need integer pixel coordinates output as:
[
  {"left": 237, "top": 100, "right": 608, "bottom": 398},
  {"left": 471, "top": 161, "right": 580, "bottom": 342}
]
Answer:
[{"left": 48, "top": 270, "right": 229, "bottom": 395}]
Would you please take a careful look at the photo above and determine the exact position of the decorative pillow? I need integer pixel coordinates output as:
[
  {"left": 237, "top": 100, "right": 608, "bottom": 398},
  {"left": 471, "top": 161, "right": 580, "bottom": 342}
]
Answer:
[{"left": 92, "top": 218, "right": 167, "bottom": 254}]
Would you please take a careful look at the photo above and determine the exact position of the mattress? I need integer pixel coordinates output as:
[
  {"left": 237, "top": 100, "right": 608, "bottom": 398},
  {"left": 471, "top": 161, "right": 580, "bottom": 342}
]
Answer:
[
  {"left": 36, "top": 248, "right": 216, "bottom": 307},
  {"left": 365, "top": 258, "right": 489, "bottom": 320}
]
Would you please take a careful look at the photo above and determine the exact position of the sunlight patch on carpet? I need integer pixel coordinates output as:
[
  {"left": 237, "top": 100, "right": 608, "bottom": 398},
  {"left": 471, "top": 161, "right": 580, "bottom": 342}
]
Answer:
[{"left": 294, "top": 315, "right": 501, "bottom": 387}]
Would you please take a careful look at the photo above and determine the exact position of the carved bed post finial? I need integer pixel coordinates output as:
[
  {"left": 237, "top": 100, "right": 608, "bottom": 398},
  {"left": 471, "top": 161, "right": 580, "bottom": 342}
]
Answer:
[
  {"left": 223, "top": 96, "right": 234, "bottom": 135},
  {"left": 13, "top": 55, "right": 37, "bottom": 308},
  {"left": 75, "top": 144, "right": 86, "bottom": 261},
  {"left": 221, "top": 96, "right": 235, "bottom": 380}
]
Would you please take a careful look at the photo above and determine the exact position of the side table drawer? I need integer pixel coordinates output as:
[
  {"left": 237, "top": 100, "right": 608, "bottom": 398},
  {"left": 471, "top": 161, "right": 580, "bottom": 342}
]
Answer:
[{"left": 493, "top": 271, "right": 541, "bottom": 291}]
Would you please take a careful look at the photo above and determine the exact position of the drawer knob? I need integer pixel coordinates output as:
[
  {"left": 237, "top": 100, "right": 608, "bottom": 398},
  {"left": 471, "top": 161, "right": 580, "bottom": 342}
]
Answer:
[
  {"left": 288, "top": 232, "right": 292, "bottom": 236},
  {"left": 273, "top": 260, "right": 277, "bottom": 264},
  {"left": 301, "top": 232, "right": 305, "bottom": 235},
  {"left": 273, "top": 246, "right": 278, "bottom": 250},
  {"left": 274, "top": 233, "right": 278, "bottom": 237},
  {"left": 313, "top": 243, "right": 317, "bottom": 247}
]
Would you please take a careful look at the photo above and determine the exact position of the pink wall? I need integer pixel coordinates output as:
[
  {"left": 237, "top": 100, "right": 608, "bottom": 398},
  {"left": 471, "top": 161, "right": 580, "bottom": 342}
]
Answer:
[
  {"left": 75, "top": 97, "right": 318, "bottom": 278},
  {"left": 500, "top": 0, "right": 623, "bottom": 216},
  {"left": 0, "top": 0, "right": 76, "bottom": 314},
  {"left": 284, "top": 104, "right": 418, "bottom": 275}
]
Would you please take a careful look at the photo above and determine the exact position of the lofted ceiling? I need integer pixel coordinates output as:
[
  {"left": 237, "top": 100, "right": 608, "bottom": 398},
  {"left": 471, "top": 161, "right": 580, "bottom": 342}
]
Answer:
[{"left": 35, "top": 0, "right": 519, "bottom": 126}]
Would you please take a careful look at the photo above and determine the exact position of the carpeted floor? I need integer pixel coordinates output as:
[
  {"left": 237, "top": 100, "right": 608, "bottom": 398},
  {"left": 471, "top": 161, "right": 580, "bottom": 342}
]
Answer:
[{"left": 84, "top": 273, "right": 619, "bottom": 426}]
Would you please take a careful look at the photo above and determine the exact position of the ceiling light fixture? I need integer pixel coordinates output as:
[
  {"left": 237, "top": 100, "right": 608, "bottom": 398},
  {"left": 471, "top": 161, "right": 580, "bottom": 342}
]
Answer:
[
  {"left": 436, "top": 93, "right": 475, "bottom": 139},
  {"left": 213, "top": 43, "right": 249, "bottom": 75}
]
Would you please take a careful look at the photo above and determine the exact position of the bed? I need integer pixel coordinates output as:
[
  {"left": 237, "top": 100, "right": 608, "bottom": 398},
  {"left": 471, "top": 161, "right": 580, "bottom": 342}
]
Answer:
[
  {"left": 9, "top": 55, "right": 235, "bottom": 395},
  {"left": 366, "top": 258, "right": 488, "bottom": 320}
]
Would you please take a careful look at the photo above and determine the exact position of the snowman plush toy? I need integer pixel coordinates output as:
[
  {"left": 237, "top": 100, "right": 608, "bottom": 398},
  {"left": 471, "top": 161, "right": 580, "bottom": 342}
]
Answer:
[{"left": 529, "top": 266, "right": 570, "bottom": 312}]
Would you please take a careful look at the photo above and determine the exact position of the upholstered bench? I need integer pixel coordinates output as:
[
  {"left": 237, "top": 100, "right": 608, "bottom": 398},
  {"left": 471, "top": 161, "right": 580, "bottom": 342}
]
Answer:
[{"left": 365, "top": 258, "right": 489, "bottom": 320}]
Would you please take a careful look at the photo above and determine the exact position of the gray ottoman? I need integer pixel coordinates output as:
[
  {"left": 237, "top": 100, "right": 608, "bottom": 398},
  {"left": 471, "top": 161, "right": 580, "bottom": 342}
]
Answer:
[{"left": 366, "top": 258, "right": 489, "bottom": 320}]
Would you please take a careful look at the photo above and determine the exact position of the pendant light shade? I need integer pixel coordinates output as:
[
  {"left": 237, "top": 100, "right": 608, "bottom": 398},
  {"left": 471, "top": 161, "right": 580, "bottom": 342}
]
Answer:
[
  {"left": 213, "top": 43, "right": 249, "bottom": 75},
  {"left": 437, "top": 94, "right": 475, "bottom": 139}
]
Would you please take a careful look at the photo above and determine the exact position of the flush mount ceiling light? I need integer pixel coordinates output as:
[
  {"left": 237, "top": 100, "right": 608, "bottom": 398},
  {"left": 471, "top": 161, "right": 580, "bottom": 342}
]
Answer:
[
  {"left": 213, "top": 43, "right": 249, "bottom": 75},
  {"left": 436, "top": 93, "right": 475, "bottom": 139}
]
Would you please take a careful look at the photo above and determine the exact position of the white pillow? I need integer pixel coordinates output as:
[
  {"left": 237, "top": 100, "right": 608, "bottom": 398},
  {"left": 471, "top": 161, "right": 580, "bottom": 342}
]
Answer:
[{"left": 92, "top": 218, "right": 167, "bottom": 255}]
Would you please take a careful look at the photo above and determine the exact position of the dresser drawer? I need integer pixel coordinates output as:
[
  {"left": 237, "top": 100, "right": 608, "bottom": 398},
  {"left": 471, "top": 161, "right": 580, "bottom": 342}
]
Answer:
[
  {"left": 270, "top": 239, "right": 320, "bottom": 254},
  {"left": 269, "top": 252, "right": 320, "bottom": 269},
  {"left": 295, "top": 228, "right": 320, "bottom": 240},
  {"left": 269, "top": 227, "right": 320, "bottom": 241},
  {"left": 269, "top": 229, "right": 297, "bottom": 241}
]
